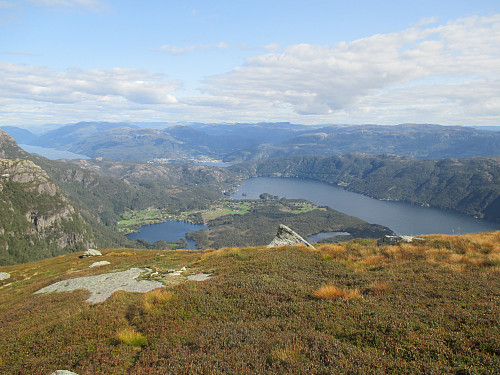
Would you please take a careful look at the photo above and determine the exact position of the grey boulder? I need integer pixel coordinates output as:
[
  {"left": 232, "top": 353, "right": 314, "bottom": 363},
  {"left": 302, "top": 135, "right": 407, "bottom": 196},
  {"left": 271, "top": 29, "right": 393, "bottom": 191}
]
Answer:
[{"left": 268, "top": 224, "right": 315, "bottom": 249}]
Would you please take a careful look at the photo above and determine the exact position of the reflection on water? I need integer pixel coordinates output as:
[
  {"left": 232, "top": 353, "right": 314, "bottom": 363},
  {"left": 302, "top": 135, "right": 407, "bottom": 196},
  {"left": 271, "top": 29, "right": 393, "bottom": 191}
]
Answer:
[
  {"left": 19, "top": 144, "right": 89, "bottom": 160},
  {"left": 232, "top": 177, "right": 499, "bottom": 236},
  {"left": 308, "top": 231, "right": 350, "bottom": 242},
  {"left": 126, "top": 220, "right": 207, "bottom": 249}
]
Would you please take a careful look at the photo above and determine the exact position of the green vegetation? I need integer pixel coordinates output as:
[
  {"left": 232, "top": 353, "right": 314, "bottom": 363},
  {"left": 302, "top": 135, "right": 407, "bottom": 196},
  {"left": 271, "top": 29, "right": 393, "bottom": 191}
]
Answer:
[
  {"left": 117, "top": 327, "right": 148, "bottom": 348},
  {"left": 231, "top": 153, "right": 500, "bottom": 222},
  {"left": 0, "top": 159, "right": 94, "bottom": 266},
  {"left": 117, "top": 199, "right": 323, "bottom": 234},
  {"left": 117, "top": 201, "right": 253, "bottom": 233},
  {"left": 0, "top": 232, "right": 498, "bottom": 373},
  {"left": 186, "top": 197, "right": 392, "bottom": 249}
]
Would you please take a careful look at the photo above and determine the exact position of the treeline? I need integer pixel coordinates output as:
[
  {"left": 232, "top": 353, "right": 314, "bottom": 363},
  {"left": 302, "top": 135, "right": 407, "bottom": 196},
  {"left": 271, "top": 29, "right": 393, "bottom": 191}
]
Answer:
[{"left": 230, "top": 153, "right": 500, "bottom": 223}]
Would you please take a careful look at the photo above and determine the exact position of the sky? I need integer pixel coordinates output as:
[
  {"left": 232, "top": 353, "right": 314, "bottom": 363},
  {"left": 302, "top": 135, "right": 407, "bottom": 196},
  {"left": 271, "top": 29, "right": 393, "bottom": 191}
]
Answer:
[{"left": 1, "top": 0, "right": 500, "bottom": 128}]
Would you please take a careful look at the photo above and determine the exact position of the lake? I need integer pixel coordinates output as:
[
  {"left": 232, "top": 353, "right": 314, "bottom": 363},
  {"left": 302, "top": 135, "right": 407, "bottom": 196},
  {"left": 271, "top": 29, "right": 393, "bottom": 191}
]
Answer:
[
  {"left": 19, "top": 144, "right": 89, "bottom": 160},
  {"left": 231, "top": 177, "right": 499, "bottom": 236},
  {"left": 126, "top": 220, "right": 207, "bottom": 249}
]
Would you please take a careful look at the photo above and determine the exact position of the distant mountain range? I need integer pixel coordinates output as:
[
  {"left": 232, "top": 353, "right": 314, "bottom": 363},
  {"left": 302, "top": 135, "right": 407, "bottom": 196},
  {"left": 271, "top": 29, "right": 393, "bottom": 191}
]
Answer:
[
  {"left": 1, "top": 123, "right": 499, "bottom": 264},
  {"left": 2, "top": 122, "right": 500, "bottom": 162}
]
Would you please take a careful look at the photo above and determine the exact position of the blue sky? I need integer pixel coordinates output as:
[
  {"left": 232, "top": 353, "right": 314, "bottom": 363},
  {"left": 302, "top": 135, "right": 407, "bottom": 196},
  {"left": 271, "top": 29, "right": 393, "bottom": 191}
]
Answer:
[{"left": 1, "top": 0, "right": 500, "bottom": 128}]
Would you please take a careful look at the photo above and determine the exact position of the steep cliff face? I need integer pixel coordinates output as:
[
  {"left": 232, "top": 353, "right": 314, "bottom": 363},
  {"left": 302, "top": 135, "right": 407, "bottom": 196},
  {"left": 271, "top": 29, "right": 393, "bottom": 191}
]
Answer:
[{"left": 0, "top": 158, "right": 95, "bottom": 265}]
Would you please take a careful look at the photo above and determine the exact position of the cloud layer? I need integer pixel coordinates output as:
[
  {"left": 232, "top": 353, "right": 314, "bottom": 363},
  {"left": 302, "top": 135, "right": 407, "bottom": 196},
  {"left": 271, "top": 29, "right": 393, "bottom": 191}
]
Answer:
[
  {"left": 2, "top": 14, "right": 500, "bottom": 125},
  {"left": 202, "top": 15, "right": 500, "bottom": 121},
  {"left": 0, "top": 64, "right": 179, "bottom": 105}
]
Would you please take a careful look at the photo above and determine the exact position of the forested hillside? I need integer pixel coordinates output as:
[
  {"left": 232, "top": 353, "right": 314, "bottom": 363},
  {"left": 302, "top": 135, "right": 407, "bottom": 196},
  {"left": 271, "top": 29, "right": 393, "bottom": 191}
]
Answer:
[
  {"left": 0, "top": 158, "right": 94, "bottom": 265},
  {"left": 0, "top": 129, "right": 240, "bottom": 262},
  {"left": 231, "top": 153, "right": 500, "bottom": 222}
]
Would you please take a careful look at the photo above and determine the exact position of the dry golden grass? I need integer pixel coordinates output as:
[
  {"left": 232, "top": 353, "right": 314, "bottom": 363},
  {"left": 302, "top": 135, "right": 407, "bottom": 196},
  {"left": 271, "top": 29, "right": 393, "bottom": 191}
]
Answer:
[
  {"left": 106, "top": 251, "right": 134, "bottom": 257},
  {"left": 443, "top": 263, "right": 467, "bottom": 273},
  {"left": 364, "top": 255, "right": 387, "bottom": 266},
  {"left": 143, "top": 289, "right": 176, "bottom": 313},
  {"left": 312, "top": 284, "right": 362, "bottom": 300},
  {"left": 296, "top": 244, "right": 318, "bottom": 253},
  {"left": 270, "top": 341, "right": 305, "bottom": 364},
  {"left": 370, "top": 281, "right": 391, "bottom": 295},
  {"left": 117, "top": 327, "right": 148, "bottom": 348},
  {"left": 317, "top": 244, "right": 347, "bottom": 261}
]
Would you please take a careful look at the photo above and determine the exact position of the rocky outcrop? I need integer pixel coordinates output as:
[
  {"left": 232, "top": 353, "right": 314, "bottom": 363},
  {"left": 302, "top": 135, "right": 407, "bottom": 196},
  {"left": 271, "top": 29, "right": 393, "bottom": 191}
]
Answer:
[
  {"left": 89, "top": 260, "right": 110, "bottom": 268},
  {"left": 0, "top": 129, "right": 31, "bottom": 159},
  {"left": 267, "top": 224, "right": 315, "bottom": 249},
  {"left": 377, "top": 235, "right": 423, "bottom": 246},
  {"left": 0, "top": 158, "right": 95, "bottom": 265},
  {"left": 35, "top": 268, "right": 163, "bottom": 304},
  {"left": 80, "top": 249, "right": 102, "bottom": 258}
]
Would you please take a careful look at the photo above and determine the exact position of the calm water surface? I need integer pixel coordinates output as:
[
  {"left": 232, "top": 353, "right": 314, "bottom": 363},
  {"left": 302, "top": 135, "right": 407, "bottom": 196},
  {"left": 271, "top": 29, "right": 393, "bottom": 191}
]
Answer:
[
  {"left": 126, "top": 220, "right": 207, "bottom": 249},
  {"left": 19, "top": 144, "right": 89, "bottom": 160},
  {"left": 231, "top": 177, "right": 499, "bottom": 235}
]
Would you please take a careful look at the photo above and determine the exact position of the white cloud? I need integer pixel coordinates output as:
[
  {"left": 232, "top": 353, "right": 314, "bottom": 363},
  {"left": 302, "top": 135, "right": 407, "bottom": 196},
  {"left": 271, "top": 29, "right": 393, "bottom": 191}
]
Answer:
[
  {"left": 201, "top": 15, "right": 500, "bottom": 123},
  {"left": 3, "top": 14, "right": 500, "bottom": 126},
  {"left": 0, "top": 63, "right": 179, "bottom": 105},
  {"left": 157, "top": 42, "right": 230, "bottom": 56}
]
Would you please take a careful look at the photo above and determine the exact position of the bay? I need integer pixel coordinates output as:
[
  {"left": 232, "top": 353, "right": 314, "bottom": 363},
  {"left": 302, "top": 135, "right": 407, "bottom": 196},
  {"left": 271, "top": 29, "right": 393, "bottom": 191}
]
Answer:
[
  {"left": 308, "top": 232, "right": 350, "bottom": 242},
  {"left": 231, "top": 177, "right": 499, "bottom": 236},
  {"left": 19, "top": 144, "right": 89, "bottom": 160},
  {"left": 126, "top": 220, "right": 207, "bottom": 249}
]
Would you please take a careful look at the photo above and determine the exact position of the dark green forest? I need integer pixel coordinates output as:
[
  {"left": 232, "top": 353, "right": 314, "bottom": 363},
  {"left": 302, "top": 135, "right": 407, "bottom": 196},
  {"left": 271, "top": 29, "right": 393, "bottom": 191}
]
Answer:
[{"left": 231, "top": 153, "right": 500, "bottom": 222}]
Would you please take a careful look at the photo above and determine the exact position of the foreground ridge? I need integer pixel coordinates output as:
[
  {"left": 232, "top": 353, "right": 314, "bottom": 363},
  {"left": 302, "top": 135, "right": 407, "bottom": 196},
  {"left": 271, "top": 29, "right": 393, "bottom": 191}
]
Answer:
[{"left": 0, "top": 232, "right": 499, "bottom": 374}]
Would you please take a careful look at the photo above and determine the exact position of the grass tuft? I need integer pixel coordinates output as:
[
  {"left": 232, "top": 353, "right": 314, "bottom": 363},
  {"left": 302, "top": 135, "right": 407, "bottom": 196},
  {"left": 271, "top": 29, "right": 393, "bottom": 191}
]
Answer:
[
  {"left": 117, "top": 327, "right": 148, "bottom": 348},
  {"left": 269, "top": 340, "right": 305, "bottom": 364},
  {"left": 370, "top": 281, "right": 391, "bottom": 295},
  {"left": 312, "top": 284, "right": 362, "bottom": 300},
  {"left": 143, "top": 288, "right": 176, "bottom": 313}
]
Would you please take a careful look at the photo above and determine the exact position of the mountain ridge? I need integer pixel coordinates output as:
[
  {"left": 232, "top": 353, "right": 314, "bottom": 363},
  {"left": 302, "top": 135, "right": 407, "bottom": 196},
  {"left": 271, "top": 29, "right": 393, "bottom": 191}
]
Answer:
[{"left": 3, "top": 122, "right": 499, "bottom": 162}]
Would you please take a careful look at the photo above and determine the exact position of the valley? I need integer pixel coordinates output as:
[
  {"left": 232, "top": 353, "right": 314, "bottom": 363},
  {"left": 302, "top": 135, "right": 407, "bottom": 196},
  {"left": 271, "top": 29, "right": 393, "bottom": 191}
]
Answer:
[{"left": 1, "top": 123, "right": 500, "bottom": 264}]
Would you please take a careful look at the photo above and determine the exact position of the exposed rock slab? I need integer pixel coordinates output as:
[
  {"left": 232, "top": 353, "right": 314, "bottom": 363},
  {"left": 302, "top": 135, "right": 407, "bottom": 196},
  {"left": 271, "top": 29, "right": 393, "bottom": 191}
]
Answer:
[
  {"left": 89, "top": 260, "right": 110, "bottom": 268},
  {"left": 377, "top": 235, "right": 423, "bottom": 246},
  {"left": 0, "top": 272, "right": 10, "bottom": 281},
  {"left": 80, "top": 249, "right": 102, "bottom": 258},
  {"left": 267, "top": 224, "right": 315, "bottom": 249},
  {"left": 51, "top": 371, "right": 79, "bottom": 375},
  {"left": 187, "top": 273, "right": 213, "bottom": 281},
  {"left": 35, "top": 268, "right": 163, "bottom": 304}
]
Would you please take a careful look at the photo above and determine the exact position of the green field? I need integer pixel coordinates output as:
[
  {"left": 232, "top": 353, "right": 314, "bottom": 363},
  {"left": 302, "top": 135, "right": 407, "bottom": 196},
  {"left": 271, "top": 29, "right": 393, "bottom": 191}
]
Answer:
[{"left": 117, "top": 199, "right": 325, "bottom": 234}]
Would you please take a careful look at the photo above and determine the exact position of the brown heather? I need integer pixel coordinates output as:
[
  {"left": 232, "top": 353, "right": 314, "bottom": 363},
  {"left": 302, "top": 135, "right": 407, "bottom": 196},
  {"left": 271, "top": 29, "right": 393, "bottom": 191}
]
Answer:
[{"left": 0, "top": 232, "right": 499, "bottom": 374}]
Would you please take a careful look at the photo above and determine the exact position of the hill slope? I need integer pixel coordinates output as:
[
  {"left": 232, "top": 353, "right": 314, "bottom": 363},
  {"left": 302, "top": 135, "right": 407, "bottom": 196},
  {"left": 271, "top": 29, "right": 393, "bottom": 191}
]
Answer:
[
  {"left": 225, "top": 124, "right": 500, "bottom": 162},
  {"left": 6, "top": 122, "right": 499, "bottom": 163},
  {"left": 0, "top": 232, "right": 498, "bottom": 374},
  {"left": 231, "top": 153, "right": 500, "bottom": 222},
  {"left": 0, "top": 158, "right": 95, "bottom": 265}
]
